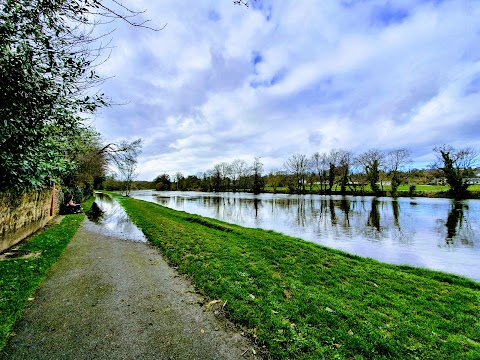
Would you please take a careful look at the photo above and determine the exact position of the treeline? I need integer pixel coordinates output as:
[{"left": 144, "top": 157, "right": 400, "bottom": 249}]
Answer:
[{"left": 148, "top": 145, "right": 478, "bottom": 199}]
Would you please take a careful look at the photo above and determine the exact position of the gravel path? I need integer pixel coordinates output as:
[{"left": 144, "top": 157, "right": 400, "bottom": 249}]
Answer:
[{"left": 1, "top": 201, "right": 260, "bottom": 359}]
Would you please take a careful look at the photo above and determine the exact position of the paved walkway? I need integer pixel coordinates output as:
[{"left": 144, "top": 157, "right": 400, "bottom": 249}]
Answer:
[{"left": 0, "top": 215, "right": 259, "bottom": 359}]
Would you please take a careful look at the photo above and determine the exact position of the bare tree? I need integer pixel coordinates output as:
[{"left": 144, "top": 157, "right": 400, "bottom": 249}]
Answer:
[
  {"left": 251, "top": 157, "right": 264, "bottom": 194},
  {"left": 99, "top": 139, "right": 143, "bottom": 169},
  {"left": 310, "top": 152, "right": 329, "bottom": 194},
  {"left": 284, "top": 154, "right": 309, "bottom": 194},
  {"left": 231, "top": 159, "right": 248, "bottom": 192},
  {"left": 386, "top": 149, "right": 412, "bottom": 196},
  {"left": 106, "top": 139, "right": 142, "bottom": 196}
]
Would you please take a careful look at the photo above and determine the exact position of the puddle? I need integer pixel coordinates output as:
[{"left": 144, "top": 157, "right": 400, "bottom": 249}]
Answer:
[{"left": 86, "top": 193, "right": 147, "bottom": 242}]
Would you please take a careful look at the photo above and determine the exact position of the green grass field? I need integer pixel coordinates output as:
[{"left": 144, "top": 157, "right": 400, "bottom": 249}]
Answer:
[
  {"left": 264, "top": 184, "right": 480, "bottom": 195},
  {"left": 0, "top": 198, "right": 94, "bottom": 350},
  {"left": 113, "top": 194, "right": 480, "bottom": 359}
]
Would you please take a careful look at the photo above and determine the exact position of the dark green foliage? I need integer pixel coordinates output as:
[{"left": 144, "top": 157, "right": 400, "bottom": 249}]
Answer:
[
  {"left": 437, "top": 148, "right": 470, "bottom": 199},
  {"left": 154, "top": 173, "right": 172, "bottom": 191},
  {"left": 115, "top": 194, "right": 480, "bottom": 359},
  {"left": 433, "top": 145, "right": 479, "bottom": 199},
  {"left": 0, "top": 1, "right": 110, "bottom": 191},
  {"left": 367, "top": 159, "right": 381, "bottom": 194}
]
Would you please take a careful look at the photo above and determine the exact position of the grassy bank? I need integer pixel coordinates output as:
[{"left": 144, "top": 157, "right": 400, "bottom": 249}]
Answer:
[
  {"left": 113, "top": 194, "right": 479, "bottom": 359},
  {"left": 0, "top": 197, "right": 94, "bottom": 350},
  {"left": 263, "top": 184, "right": 480, "bottom": 198}
]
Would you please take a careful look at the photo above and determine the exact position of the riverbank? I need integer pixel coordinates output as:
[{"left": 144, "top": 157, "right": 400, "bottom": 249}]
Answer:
[
  {"left": 113, "top": 193, "right": 480, "bottom": 359},
  {"left": 0, "top": 197, "right": 94, "bottom": 350},
  {"left": 262, "top": 184, "right": 480, "bottom": 199},
  {"left": 1, "top": 196, "right": 259, "bottom": 359}
]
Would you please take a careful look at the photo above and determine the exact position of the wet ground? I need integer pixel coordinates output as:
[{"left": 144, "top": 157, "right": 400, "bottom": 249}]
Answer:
[{"left": 0, "top": 194, "right": 260, "bottom": 360}]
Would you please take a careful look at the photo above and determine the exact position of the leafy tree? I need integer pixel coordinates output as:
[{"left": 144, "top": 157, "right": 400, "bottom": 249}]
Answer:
[
  {"left": 356, "top": 149, "right": 385, "bottom": 195},
  {"left": 0, "top": 0, "right": 154, "bottom": 192},
  {"left": 154, "top": 173, "right": 172, "bottom": 191},
  {"left": 434, "top": 145, "right": 478, "bottom": 199}
]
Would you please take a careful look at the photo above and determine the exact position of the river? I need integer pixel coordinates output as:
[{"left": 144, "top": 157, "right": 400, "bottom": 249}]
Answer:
[{"left": 129, "top": 190, "right": 480, "bottom": 282}]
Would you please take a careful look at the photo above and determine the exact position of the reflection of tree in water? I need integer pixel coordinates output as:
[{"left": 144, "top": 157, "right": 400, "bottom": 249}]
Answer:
[
  {"left": 329, "top": 199, "right": 336, "bottom": 225},
  {"left": 339, "top": 198, "right": 350, "bottom": 226},
  {"left": 86, "top": 201, "right": 105, "bottom": 223},
  {"left": 446, "top": 203, "right": 463, "bottom": 241},
  {"left": 391, "top": 200, "right": 399, "bottom": 228},
  {"left": 367, "top": 199, "right": 381, "bottom": 232},
  {"left": 433, "top": 202, "right": 475, "bottom": 247}
]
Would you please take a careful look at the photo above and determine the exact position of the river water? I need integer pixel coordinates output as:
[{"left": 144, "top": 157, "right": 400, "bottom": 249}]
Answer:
[{"left": 129, "top": 190, "right": 480, "bottom": 282}]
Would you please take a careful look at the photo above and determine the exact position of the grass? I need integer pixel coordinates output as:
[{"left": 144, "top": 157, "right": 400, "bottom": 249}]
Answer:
[
  {"left": 112, "top": 193, "right": 480, "bottom": 360},
  {"left": 0, "top": 197, "right": 94, "bottom": 350}
]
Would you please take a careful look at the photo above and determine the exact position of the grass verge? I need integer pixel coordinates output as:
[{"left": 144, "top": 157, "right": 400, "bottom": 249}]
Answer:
[
  {"left": 0, "top": 197, "right": 94, "bottom": 350},
  {"left": 112, "top": 193, "right": 479, "bottom": 360}
]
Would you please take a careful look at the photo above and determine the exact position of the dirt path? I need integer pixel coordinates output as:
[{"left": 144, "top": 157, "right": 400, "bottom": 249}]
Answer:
[{"left": 1, "top": 204, "right": 260, "bottom": 359}]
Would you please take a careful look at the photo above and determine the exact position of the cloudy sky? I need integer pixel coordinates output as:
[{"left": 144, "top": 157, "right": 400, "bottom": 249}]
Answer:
[{"left": 91, "top": 0, "right": 480, "bottom": 180}]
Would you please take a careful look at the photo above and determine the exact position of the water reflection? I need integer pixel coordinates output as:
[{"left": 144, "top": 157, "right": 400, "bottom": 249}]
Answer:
[
  {"left": 86, "top": 202, "right": 105, "bottom": 224},
  {"left": 87, "top": 193, "right": 146, "bottom": 242},
  {"left": 129, "top": 191, "right": 480, "bottom": 282}
]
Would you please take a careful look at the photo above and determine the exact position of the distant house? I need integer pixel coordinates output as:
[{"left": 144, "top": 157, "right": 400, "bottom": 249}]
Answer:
[
  {"left": 465, "top": 177, "right": 480, "bottom": 185},
  {"left": 430, "top": 178, "right": 447, "bottom": 185},
  {"left": 430, "top": 177, "right": 480, "bottom": 185}
]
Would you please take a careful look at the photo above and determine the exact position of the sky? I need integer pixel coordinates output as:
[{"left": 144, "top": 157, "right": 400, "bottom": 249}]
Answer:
[{"left": 90, "top": 0, "right": 480, "bottom": 181}]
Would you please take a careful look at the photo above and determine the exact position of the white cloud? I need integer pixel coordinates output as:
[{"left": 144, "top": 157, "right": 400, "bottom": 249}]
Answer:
[{"left": 91, "top": 0, "right": 480, "bottom": 180}]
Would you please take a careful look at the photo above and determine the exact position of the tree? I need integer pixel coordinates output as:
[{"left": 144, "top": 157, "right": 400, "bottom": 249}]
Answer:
[
  {"left": 62, "top": 129, "right": 108, "bottom": 196},
  {"left": 337, "top": 149, "right": 353, "bottom": 195},
  {"left": 310, "top": 152, "right": 329, "bottom": 194},
  {"left": 327, "top": 149, "right": 341, "bottom": 193},
  {"left": 251, "top": 157, "right": 264, "bottom": 194},
  {"left": 174, "top": 172, "right": 185, "bottom": 190},
  {"left": 0, "top": 1, "right": 156, "bottom": 192},
  {"left": 118, "top": 157, "right": 138, "bottom": 196},
  {"left": 386, "top": 149, "right": 412, "bottom": 196},
  {"left": 355, "top": 149, "right": 385, "bottom": 195},
  {"left": 114, "top": 140, "right": 142, "bottom": 196},
  {"left": 266, "top": 169, "right": 284, "bottom": 193},
  {"left": 284, "top": 154, "right": 308, "bottom": 193},
  {"left": 434, "top": 145, "right": 478, "bottom": 199},
  {"left": 154, "top": 173, "right": 171, "bottom": 191},
  {"left": 230, "top": 159, "right": 248, "bottom": 192}
]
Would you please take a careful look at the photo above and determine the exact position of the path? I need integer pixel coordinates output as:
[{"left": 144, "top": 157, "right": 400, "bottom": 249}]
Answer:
[{"left": 0, "top": 199, "right": 259, "bottom": 360}]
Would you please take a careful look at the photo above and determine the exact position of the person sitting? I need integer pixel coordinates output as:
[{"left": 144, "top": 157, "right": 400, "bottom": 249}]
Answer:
[{"left": 66, "top": 197, "right": 82, "bottom": 213}]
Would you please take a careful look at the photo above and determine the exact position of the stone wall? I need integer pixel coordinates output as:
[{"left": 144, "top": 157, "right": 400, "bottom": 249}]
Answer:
[{"left": 0, "top": 187, "right": 63, "bottom": 253}]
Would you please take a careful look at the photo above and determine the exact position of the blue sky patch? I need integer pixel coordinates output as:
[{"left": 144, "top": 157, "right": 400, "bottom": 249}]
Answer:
[
  {"left": 251, "top": 0, "right": 273, "bottom": 21},
  {"left": 252, "top": 52, "right": 263, "bottom": 66},
  {"left": 250, "top": 69, "right": 286, "bottom": 88},
  {"left": 370, "top": 4, "right": 409, "bottom": 26},
  {"left": 464, "top": 75, "right": 480, "bottom": 95},
  {"left": 208, "top": 10, "right": 220, "bottom": 22}
]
